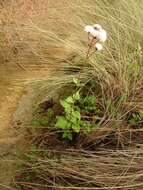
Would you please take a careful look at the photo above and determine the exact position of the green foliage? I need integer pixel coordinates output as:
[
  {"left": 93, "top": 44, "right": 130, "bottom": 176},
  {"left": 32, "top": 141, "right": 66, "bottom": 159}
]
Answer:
[
  {"left": 81, "top": 95, "right": 97, "bottom": 112},
  {"left": 55, "top": 90, "right": 82, "bottom": 140},
  {"left": 73, "top": 77, "right": 80, "bottom": 87},
  {"left": 129, "top": 111, "right": 143, "bottom": 125},
  {"left": 31, "top": 108, "right": 55, "bottom": 132},
  {"left": 55, "top": 78, "right": 100, "bottom": 140},
  {"left": 32, "top": 119, "right": 49, "bottom": 126},
  {"left": 47, "top": 108, "right": 54, "bottom": 117}
]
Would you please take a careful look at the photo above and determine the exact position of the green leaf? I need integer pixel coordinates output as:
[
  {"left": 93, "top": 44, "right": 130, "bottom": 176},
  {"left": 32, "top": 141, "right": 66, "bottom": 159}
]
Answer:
[
  {"left": 63, "top": 131, "right": 73, "bottom": 140},
  {"left": 139, "top": 111, "right": 143, "bottom": 119},
  {"left": 47, "top": 108, "right": 54, "bottom": 116},
  {"left": 129, "top": 118, "right": 137, "bottom": 125},
  {"left": 55, "top": 116, "right": 68, "bottom": 129},
  {"left": 73, "top": 78, "right": 79, "bottom": 86},
  {"left": 40, "top": 119, "right": 49, "bottom": 126},
  {"left": 66, "top": 96, "right": 74, "bottom": 103},
  {"left": 32, "top": 119, "right": 49, "bottom": 126},
  {"left": 81, "top": 121, "right": 92, "bottom": 134},
  {"left": 60, "top": 100, "right": 72, "bottom": 112},
  {"left": 132, "top": 113, "right": 139, "bottom": 122},
  {"left": 70, "top": 115, "right": 78, "bottom": 124},
  {"left": 72, "top": 124, "right": 80, "bottom": 133},
  {"left": 72, "top": 111, "right": 81, "bottom": 120},
  {"left": 84, "top": 96, "right": 96, "bottom": 106},
  {"left": 73, "top": 91, "right": 80, "bottom": 101},
  {"left": 31, "top": 120, "right": 41, "bottom": 126}
]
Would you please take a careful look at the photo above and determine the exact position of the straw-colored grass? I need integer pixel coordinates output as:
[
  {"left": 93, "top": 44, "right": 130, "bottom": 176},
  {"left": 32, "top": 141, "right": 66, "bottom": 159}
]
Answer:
[
  {"left": 13, "top": 148, "right": 143, "bottom": 190},
  {"left": 25, "top": 0, "right": 143, "bottom": 143},
  {"left": 1, "top": 0, "right": 143, "bottom": 189}
]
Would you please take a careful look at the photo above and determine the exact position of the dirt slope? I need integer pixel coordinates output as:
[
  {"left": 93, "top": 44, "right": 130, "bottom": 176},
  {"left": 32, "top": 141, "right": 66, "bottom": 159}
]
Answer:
[{"left": 0, "top": 67, "right": 50, "bottom": 188}]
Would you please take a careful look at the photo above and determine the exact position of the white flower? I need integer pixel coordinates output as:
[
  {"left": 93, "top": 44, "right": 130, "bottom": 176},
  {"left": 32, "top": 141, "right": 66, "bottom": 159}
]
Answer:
[
  {"left": 95, "top": 43, "right": 103, "bottom": 51},
  {"left": 84, "top": 25, "right": 94, "bottom": 33},
  {"left": 93, "top": 24, "right": 102, "bottom": 30},
  {"left": 84, "top": 24, "right": 107, "bottom": 42},
  {"left": 84, "top": 25, "right": 99, "bottom": 38},
  {"left": 97, "top": 29, "right": 107, "bottom": 42},
  {"left": 90, "top": 29, "right": 99, "bottom": 38}
]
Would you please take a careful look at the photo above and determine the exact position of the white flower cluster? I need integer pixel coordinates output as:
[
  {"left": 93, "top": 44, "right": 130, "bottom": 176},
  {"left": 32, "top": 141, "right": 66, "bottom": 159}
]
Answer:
[{"left": 84, "top": 24, "right": 107, "bottom": 51}]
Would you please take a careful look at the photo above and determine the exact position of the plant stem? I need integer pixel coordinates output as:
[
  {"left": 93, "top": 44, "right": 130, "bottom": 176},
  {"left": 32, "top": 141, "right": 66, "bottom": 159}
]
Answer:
[{"left": 85, "top": 37, "right": 97, "bottom": 64}]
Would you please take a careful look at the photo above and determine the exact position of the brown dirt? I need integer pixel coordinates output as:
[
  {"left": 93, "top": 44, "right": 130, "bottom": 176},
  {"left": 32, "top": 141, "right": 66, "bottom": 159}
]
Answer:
[{"left": 0, "top": 65, "right": 52, "bottom": 188}]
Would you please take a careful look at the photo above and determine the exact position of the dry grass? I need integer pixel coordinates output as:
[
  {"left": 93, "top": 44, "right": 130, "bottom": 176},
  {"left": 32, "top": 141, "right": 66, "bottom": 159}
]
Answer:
[
  {"left": 20, "top": 0, "right": 143, "bottom": 111},
  {"left": 0, "top": 0, "right": 143, "bottom": 189},
  {"left": 13, "top": 148, "right": 143, "bottom": 190},
  {"left": 0, "top": 0, "right": 79, "bottom": 69}
]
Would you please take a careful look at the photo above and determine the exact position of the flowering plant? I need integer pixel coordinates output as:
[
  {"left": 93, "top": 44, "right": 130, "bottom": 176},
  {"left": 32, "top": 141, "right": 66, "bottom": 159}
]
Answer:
[{"left": 84, "top": 24, "right": 107, "bottom": 61}]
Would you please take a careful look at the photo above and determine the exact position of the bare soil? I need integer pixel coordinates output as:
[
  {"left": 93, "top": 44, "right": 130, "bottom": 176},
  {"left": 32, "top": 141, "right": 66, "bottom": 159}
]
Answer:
[{"left": 0, "top": 65, "right": 51, "bottom": 189}]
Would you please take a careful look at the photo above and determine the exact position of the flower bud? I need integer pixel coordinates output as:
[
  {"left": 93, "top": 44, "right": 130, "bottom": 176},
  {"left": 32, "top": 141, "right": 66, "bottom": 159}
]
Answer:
[
  {"left": 98, "top": 29, "right": 107, "bottom": 42},
  {"left": 84, "top": 25, "right": 94, "bottom": 33},
  {"left": 95, "top": 43, "right": 103, "bottom": 51},
  {"left": 93, "top": 24, "right": 102, "bottom": 30}
]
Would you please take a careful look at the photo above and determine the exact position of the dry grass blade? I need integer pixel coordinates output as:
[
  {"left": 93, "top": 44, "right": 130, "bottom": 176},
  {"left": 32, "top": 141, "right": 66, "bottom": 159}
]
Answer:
[
  {"left": 1, "top": 0, "right": 143, "bottom": 190},
  {"left": 13, "top": 149, "right": 143, "bottom": 190}
]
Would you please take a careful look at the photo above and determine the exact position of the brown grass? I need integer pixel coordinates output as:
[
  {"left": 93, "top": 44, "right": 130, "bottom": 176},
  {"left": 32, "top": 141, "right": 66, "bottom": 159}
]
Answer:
[
  {"left": 0, "top": 0, "right": 143, "bottom": 190},
  {"left": 13, "top": 148, "right": 143, "bottom": 190}
]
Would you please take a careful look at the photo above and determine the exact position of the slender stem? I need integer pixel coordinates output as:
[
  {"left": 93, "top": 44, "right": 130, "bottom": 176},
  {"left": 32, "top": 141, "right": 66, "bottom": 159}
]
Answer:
[
  {"left": 85, "top": 45, "right": 92, "bottom": 63},
  {"left": 77, "top": 36, "right": 97, "bottom": 80},
  {"left": 85, "top": 37, "right": 98, "bottom": 64}
]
